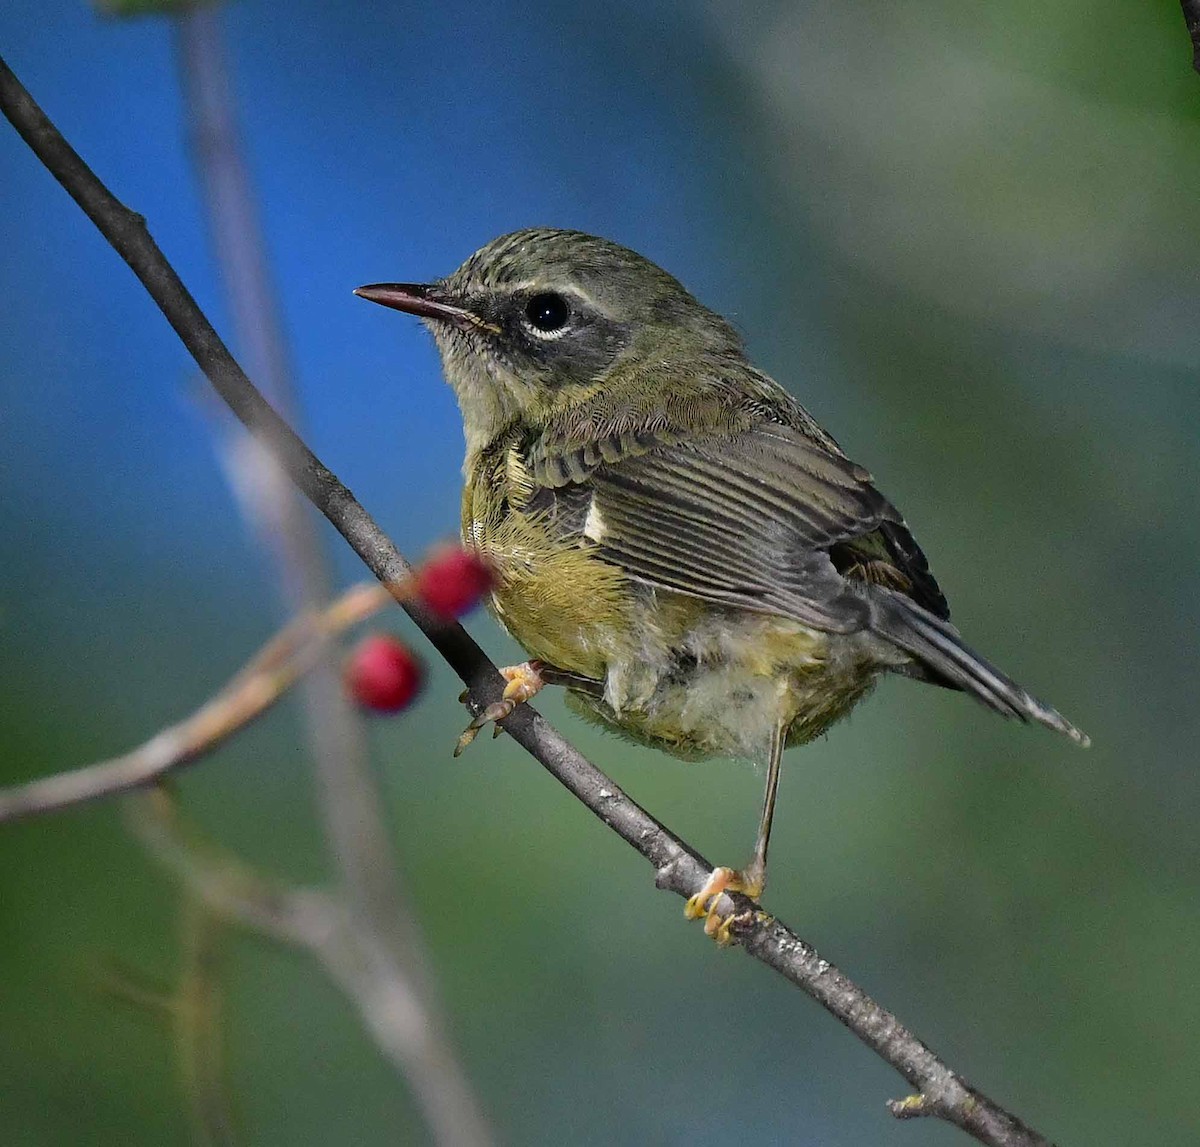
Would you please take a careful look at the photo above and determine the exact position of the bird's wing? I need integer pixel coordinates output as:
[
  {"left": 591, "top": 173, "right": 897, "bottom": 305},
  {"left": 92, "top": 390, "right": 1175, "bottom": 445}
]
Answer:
[
  {"left": 526, "top": 420, "right": 947, "bottom": 632},
  {"left": 524, "top": 414, "right": 1091, "bottom": 743}
]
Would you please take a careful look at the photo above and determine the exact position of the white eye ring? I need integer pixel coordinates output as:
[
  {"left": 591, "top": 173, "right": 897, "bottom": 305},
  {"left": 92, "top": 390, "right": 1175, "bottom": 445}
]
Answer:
[{"left": 524, "top": 321, "right": 570, "bottom": 342}]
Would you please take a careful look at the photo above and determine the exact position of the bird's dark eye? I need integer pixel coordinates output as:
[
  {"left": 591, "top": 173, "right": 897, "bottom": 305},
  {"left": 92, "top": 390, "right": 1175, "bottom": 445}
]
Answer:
[{"left": 524, "top": 292, "right": 571, "bottom": 333}]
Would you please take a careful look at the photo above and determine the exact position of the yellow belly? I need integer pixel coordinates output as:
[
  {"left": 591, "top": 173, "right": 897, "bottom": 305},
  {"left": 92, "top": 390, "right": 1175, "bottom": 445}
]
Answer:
[{"left": 471, "top": 517, "right": 633, "bottom": 682}]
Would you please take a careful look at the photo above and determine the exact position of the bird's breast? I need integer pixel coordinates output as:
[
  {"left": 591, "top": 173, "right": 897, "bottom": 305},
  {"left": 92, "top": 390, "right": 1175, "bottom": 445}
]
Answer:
[{"left": 461, "top": 462, "right": 635, "bottom": 682}]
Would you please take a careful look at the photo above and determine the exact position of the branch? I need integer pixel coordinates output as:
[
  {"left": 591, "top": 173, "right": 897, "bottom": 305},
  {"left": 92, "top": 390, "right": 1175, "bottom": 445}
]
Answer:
[
  {"left": 0, "top": 53, "right": 1053, "bottom": 1147},
  {"left": 174, "top": 0, "right": 401, "bottom": 951},
  {"left": 168, "top": 12, "right": 478, "bottom": 1136},
  {"left": 126, "top": 789, "right": 483, "bottom": 1141},
  {"left": 0, "top": 582, "right": 390, "bottom": 822},
  {"left": 94, "top": 897, "right": 237, "bottom": 1145},
  {"left": 172, "top": 898, "right": 237, "bottom": 1147}
]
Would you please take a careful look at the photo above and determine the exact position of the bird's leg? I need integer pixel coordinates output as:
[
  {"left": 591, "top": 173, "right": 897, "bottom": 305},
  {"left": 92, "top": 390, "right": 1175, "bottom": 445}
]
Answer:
[
  {"left": 685, "top": 719, "right": 786, "bottom": 945},
  {"left": 455, "top": 661, "right": 548, "bottom": 755}
]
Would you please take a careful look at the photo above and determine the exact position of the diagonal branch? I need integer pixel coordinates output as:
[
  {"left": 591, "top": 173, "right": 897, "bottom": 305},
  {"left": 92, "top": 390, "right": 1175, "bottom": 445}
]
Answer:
[{"left": 0, "top": 53, "right": 1053, "bottom": 1147}]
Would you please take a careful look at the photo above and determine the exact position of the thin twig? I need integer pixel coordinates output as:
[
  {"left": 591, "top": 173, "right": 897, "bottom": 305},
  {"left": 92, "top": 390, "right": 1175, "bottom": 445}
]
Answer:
[
  {"left": 0, "top": 582, "right": 389, "bottom": 823},
  {"left": 171, "top": 7, "right": 463, "bottom": 1121},
  {"left": 174, "top": 898, "right": 237, "bottom": 1147},
  {"left": 126, "top": 790, "right": 476, "bottom": 1145},
  {"left": 92, "top": 899, "right": 237, "bottom": 1146},
  {"left": 0, "top": 53, "right": 1053, "bottom": 1147},
  {"left": 175, "top": 3, "right": 428, "bottom": 985}
]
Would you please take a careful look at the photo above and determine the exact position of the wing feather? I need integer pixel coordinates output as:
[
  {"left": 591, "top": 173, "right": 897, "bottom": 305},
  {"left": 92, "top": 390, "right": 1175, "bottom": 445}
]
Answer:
[{"left": 524, "top": 422, "right": 911, "bottom": 631}]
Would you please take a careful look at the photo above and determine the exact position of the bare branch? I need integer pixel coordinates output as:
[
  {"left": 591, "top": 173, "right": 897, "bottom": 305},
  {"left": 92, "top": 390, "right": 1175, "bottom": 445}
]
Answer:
[
  {"left": 0, "top": 53, "right": 1055, "bottom": 1147},
  {"left": 127, "top": 791, "right": 486, "bottom": 1147},
  {"left": 169, "top": 11, "right": 475, "bottom": 1133},
  {"left": 93, "top": 898, "right": 237, "bottom": 1145},
  {"left": 173, "top": 899, "right": 237, "bottom": 1147},
  {"left": 0, "top": 583, "right": 390, "bottom": 823}
]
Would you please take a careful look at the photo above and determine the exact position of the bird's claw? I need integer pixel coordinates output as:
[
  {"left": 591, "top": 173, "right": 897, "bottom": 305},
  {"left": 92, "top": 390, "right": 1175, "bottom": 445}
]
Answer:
[
  {"left": 710, "top": 909, "right": 755, "bottom": 946},
  {"left": 454, "top": 698, "right": 517, "bottom": 755},
  {"left": 684, "top": 866, "right": 735, "bottom": 921},
  {"left": 454, "top": 661, "right": 546, "bottom": 756},
  {"left": 684, "top": 865, "right": 763, "bottom": 947}
]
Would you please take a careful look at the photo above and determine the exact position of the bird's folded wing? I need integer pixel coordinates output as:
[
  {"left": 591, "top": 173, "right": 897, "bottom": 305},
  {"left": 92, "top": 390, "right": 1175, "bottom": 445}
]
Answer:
[{"left": 529, "top": 421, "right": 944, "bottom": 632}]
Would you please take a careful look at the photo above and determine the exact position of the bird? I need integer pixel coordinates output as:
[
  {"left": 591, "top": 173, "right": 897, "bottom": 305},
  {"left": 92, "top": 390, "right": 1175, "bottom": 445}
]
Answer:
[{"left": 355, "top": 228, "right": 1088, "bottom": 942}]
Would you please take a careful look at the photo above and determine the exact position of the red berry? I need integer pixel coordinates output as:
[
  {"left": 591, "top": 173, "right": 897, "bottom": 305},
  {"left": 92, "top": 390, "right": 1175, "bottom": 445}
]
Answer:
[
  {"left": 345, "top": 634, "right": 423, "bottom": 713},
  {"left": 414, "top": 545, "right": 493, "bottom": 619}
]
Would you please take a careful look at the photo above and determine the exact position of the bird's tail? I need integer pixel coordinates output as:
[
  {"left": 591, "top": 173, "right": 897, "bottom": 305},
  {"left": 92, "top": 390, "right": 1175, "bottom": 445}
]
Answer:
[{"left": 870, "top": 589, "right": 1090, "bottom": 747}]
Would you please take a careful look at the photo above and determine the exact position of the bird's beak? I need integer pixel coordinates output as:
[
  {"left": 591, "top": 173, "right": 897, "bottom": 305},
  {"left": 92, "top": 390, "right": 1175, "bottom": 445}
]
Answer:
[{"left": 353, "top": 282, "right": 497, "bottom": 333}]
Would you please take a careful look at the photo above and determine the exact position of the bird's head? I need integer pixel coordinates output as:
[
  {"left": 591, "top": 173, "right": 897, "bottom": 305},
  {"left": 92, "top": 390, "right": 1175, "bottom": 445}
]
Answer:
[{"left": 355, "top": 228, "right": 741, "bottom": 454}]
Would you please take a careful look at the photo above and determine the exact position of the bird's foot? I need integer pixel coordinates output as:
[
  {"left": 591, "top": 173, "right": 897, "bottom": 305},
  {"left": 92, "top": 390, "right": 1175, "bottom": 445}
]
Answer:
[
  {"left": 684, "top": 865, "right": 764, "bottom": 947},
  {"left": 454, "top": 661, "right": 546, "bottom": 756}
]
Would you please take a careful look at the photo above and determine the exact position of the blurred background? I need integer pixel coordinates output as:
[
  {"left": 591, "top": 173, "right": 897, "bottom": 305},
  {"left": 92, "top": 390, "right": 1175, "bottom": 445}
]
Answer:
[{"left": 2, "top": 2, "right": 1198, "bottom": 1143}]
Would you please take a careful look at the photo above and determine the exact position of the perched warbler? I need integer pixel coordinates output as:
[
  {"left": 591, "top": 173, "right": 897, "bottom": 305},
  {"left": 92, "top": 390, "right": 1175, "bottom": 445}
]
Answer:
[{"left": 356, "top": 229, "right": 1087, "bottom": 939}]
